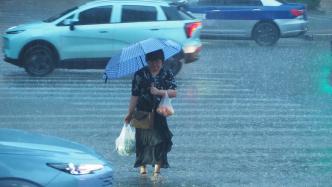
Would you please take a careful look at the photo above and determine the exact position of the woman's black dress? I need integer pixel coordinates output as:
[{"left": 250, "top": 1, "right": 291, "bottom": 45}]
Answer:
[{"left": 131, "top": 67, "right": 176, "bottom": 168}]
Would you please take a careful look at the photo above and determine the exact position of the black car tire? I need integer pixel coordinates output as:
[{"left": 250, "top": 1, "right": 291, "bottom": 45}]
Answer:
[
  {"left": 164, "top": 59, "right": 183, "bottom": 76},
  {"left": 253, "top": 22, "right": 280, "bottom": 46},
  {"left": 23, "top": 44, "right": 56, "bottom": 76}
]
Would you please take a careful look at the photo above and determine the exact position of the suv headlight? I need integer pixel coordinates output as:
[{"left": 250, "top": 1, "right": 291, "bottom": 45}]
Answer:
[
  {"left": 6, "top": 30, "right": 26, "bottom": 34},
  {"left": 47, "top": 163, "right": 104, "bottom": 175}
]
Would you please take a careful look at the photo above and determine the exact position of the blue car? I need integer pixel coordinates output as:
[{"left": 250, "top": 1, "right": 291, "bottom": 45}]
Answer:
[
  {"left": 0, "top": 129, "right": 113, "bottom": 187},
  {"left": 183, "top": 0, "right": 308, "bottom": 46}
]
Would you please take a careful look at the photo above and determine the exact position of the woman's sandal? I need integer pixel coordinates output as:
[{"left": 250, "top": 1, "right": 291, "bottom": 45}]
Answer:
[
  {"left": 140, "top": 166, "right": 147, "bottom": 176},
  {"left": 140, "top": 171, "right": 147, "bottom": 175}
]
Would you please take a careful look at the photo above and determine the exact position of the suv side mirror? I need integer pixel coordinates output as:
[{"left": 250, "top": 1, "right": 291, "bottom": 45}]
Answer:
[{"left": 63, "top": 19, "right": 78, "bottom": 31}]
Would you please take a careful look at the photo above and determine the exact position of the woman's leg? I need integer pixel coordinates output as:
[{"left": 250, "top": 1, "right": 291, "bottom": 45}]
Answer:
[
  {"left": 153, "top": 162, "right": 161, "bottom": 175},
  {"left": 151, "top": 162, "right": 162, "bottom": 181},
  {"left": 140, "top": 165, "right": 147, "bottom": 174}
]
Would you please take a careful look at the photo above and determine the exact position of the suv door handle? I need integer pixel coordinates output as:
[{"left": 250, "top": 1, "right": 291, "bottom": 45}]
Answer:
[
  {"left": 150, "top": 28, "right": 160, "bottom": 31},
  {"left": 253, "top": 9, "right": 262, "bottom": 11},
  {"left": 211, "top": 10, "right": 221, "bottom": 12},
  {"left": 99, "top": 31, "right": 108, "bottom": 33}
]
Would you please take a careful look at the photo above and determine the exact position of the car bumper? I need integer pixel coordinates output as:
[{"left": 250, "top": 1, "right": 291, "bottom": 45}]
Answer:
[
  {"left": 275, "top": 19, "right": 308, "bottom": 37},
  {"left": 4, "top": 56, "right": 23, "bottom": 67},
  {"left": 182, "top": 44, "right": 202, "bottom": 63},
  {"left": 2, "top": 35, "right": 22, "bottom": 59},
  {"left": 3, "top": 35, "right": 23, "bottom": 67}
]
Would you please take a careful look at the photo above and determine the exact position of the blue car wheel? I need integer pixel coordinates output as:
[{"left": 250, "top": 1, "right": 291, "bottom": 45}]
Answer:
[{"left": 252, "top": 22, "right": 280, "bottom": 46}]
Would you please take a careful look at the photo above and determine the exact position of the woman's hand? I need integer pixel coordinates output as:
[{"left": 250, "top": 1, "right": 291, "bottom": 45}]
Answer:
[
  {"left": 124, "top": 113, "right": 133, "bottom": 125},
  {"left": 150, "top": 86, "right": 163, "bottom": 96}
]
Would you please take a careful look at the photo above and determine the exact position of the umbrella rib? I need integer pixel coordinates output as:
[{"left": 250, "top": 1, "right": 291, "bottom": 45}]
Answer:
[
  {"left": 139, "top": 56, "right": 145, "bottom": 67},
  {"left": 104, "top": 38, "right": 182, "bottom": 79}
]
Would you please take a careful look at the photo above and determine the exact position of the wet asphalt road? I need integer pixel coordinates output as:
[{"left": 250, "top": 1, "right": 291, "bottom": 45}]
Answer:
[{"left": 1, "top": 1, "right": 332, "bottom": 187}]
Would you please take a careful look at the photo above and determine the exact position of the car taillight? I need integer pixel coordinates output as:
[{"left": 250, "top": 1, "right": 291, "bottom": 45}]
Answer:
[
  {"left": 185, "top": 22, "right": 202, "bottom": 38},
  {"left": 290, "top": 9, "right": 304, "bottom": 17}
]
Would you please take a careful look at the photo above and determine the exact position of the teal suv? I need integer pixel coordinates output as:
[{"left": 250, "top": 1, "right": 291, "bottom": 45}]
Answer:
[{"left": 3, "top": 0, "right": 202, "bottom": 76}]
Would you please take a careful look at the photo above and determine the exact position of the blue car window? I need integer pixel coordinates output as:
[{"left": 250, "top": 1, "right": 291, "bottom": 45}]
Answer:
[
  {"left": 224, "top": 0, "right": 262, "bottom": 6},
  {"left": 197, "top": 0, "right": 225, "bottom": 6}
]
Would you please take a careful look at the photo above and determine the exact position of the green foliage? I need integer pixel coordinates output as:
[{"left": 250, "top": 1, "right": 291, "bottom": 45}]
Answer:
[{"left": 287, "top": 0, "right": 321, "bottom": 9}]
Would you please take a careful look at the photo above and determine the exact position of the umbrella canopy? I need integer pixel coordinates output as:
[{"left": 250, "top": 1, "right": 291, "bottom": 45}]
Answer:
[{"left": 104, "top": 38, "right": 182, "bottom": 80}]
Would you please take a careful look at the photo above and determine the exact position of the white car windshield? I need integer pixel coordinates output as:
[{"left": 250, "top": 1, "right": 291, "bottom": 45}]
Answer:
[{"left": 44, "top": 7, "right": 77, "bottom": 22}]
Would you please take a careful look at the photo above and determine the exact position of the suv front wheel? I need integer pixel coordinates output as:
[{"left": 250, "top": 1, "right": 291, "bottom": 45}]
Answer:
[
  {"left": 23, "top": 44, "right": 56, "bottom": 76},
  {"left": 164, "top": 58, "right": 183, "bottom": 76}
]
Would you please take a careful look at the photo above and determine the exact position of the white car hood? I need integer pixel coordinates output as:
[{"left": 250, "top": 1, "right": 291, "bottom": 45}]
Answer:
[{"left": 7, "top": 21, "right": 47, "bottom": 32}]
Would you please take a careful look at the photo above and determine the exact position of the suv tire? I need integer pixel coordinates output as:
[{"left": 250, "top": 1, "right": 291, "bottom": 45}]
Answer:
[
  {"left": 23, "top": 44, "right": 56, "bottom": 76},
  {"left": 253, "top": 22, "right": 280, "bottom": 46},
  {"left": 164, "top": 58, "right": 183, "bottom": 76}
]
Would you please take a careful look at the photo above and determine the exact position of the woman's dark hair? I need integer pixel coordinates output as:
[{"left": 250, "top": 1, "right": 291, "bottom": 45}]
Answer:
[{"left": 146, "top": 49, "right": 164, "bottom": 62}]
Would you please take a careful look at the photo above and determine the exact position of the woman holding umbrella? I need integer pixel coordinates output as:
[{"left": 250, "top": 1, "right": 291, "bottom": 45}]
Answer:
[{"left": 124, "top": 49, "right": 177, "bottom": 179}]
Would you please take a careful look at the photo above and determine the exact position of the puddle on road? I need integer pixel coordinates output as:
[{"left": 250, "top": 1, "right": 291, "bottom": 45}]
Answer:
[{"left": 113, "top": 175, "right": 213, "bottom": 187}]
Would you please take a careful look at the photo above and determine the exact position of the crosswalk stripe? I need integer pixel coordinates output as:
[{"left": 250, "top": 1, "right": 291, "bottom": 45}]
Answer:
[{"left": 0, "top": 114, "right": 331, "bottom": 119}]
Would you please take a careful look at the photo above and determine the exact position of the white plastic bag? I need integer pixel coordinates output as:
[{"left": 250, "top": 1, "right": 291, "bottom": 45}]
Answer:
[
  {"left": 157, "top": 92, "right": 174, "bottom": 117},
  {"left": 115, "top": 124, "right": 135, "bottom": 156}
]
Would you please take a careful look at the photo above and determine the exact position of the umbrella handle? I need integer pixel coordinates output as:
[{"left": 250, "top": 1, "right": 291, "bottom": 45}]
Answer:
[{"left": 104, "top": 73, "right": 108, "bottom": 84}]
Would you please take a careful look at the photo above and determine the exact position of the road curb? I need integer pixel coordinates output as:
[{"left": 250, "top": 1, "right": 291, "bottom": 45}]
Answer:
[
  {"left": 200, "top": 33, "right": 332, "bottom": 42},
  {"left": 302, "top": 33, "right": 332, "bottom": 41}
]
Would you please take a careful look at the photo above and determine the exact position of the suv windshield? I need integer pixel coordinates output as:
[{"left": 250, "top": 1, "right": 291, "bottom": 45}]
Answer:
[{"left": 44, "top": 7, "right": 77, "bottom": 23}]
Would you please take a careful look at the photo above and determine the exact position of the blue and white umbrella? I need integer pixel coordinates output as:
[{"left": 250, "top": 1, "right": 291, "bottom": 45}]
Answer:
[{"left": 104, "top": 38, "right": 182, "bottom": 80}]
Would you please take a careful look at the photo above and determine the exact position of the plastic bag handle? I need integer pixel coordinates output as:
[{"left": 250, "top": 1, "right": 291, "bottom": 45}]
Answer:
[{"left": 164, "top": 90, "right": 169, "bottom": 98}]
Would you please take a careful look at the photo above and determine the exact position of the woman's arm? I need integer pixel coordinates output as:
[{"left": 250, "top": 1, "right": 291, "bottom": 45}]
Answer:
[
  {"left": 128, "top": 96, "right": 138, "bottom": 114},
  {"left": 124, "top": 96, "right": 138, "bottom": 124},
  {"left": 164, "top": 89, "right": 177, "bottom": 98},
  {"left": 150, "top": 87, "right": 176, "bottom": 98}
]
